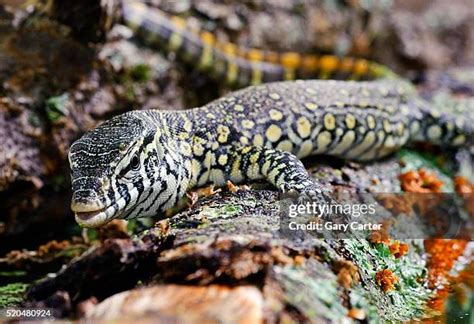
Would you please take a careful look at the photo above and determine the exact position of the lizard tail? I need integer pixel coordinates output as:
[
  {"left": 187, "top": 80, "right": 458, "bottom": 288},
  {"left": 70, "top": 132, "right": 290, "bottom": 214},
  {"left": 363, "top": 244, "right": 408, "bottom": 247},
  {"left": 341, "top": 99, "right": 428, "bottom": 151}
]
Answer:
[{"left": 120, "top": 0, "right": 398, "bottom": 87}]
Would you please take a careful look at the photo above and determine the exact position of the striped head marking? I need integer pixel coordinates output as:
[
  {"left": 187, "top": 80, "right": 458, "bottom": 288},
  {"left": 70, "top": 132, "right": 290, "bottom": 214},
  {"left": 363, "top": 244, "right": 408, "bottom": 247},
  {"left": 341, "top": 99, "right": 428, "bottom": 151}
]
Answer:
[{"left": 69, "top": 111, "right": 189, "bottom": 227}]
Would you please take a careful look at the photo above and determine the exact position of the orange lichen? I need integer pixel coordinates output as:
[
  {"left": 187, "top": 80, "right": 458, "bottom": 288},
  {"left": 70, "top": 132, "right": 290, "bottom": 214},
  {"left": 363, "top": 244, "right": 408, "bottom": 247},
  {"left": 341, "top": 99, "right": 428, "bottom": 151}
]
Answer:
[
  {"left": 334, "top": 259, "right": 360, "bottom": 289},
  {"left": 454, "top": 176, "right": 474, "bottom": 194},
  {"left": 399, "top": 169, "right": 443, "bottom": 193},
  {"left": 347, "top": 308, "right": 366, "bottom": 320},
  {"left": 375, "top": 269, "right": 398, "bottom": 292},
  {"left": 424, "top": 239, "right": 467, "bottom": 289},
  {"left": 424, "top": 239, "right": 468, "bottom": 313},
  {"left": 389, "top": 241, "right": 409, "bottom": 259}
]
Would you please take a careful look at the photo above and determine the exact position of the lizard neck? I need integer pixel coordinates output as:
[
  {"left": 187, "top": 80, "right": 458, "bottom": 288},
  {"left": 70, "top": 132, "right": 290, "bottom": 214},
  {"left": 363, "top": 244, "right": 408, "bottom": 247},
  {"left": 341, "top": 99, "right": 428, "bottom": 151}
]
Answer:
[{"left": 143, "top": 110, "right": 195, "bottom": 210}]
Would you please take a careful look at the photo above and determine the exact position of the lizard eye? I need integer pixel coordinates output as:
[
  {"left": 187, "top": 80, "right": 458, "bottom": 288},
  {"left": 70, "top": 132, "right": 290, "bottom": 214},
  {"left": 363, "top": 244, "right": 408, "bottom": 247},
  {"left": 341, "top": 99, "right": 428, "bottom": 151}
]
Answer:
[
  {"left": 131, "top": 153, "right": 140, "bottom": 171},
  {"left": 119, "top": 152, "right": 141, "bottom": 178}
]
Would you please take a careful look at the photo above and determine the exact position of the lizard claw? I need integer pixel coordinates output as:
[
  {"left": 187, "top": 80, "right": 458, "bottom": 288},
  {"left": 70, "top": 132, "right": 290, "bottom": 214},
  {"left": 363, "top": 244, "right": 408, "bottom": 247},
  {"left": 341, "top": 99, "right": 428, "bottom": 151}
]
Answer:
[
  {"left": 186, "top": 185, "right": 222, "bottom": 208},
  {"left": 226, "top": 180, "right": 251, "bottom": 193}
]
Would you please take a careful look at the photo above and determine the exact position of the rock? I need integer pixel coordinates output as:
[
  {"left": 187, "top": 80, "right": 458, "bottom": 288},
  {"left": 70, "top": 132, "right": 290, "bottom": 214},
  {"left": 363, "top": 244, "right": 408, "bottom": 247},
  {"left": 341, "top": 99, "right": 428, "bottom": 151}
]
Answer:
[{"left": 85, "top": 285, "right": 263, "bottom": 323}]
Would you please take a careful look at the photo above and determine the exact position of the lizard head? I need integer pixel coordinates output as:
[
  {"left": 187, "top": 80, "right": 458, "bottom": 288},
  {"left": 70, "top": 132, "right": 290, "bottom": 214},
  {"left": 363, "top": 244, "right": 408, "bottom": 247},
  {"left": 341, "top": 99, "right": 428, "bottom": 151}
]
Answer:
[{"left": 68, "top": 111, "right": 183, "bottom": 228}]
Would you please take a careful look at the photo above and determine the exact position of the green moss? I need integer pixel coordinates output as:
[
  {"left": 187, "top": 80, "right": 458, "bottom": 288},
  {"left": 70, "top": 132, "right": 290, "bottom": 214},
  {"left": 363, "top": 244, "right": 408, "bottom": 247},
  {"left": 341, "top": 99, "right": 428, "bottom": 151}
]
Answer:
[
  {"left": 0, "top": 271, "right": 27, "bottom": 277},
  {"left": 275, "top": 261, "right": 349, "bottom": 322},
  {"left": 344, "top": 239, "right": 430, "bottom": 322},
  {"left": 201, "top": 204, "right": 243, "bottom": 219},
  {"left": 129, "top": 64, "right": 151, "bottom": 82},
  {"left": 0, "top": 283, "right": 29, "bottom": 308},
  {"left": 45, "top": 93, "right": 69, "bottom": 122}
]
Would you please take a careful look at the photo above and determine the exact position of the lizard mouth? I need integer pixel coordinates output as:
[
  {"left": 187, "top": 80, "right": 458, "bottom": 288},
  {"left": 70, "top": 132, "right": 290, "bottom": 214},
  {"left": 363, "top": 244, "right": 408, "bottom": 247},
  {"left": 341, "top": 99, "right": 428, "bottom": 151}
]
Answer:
[
  {"left": 74, "top": 204, "right": 123, "bottom": 228},
  {"left": 75, "top": 208, "right": 107, "bottom": 221}
]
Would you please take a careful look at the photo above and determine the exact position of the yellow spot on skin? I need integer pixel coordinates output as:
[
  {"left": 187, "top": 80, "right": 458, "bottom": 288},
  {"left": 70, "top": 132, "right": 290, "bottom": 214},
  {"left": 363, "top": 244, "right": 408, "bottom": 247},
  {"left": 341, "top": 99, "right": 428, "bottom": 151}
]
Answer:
[
  {"left": 284, "top": 68, "right": 295, "bottom": 80},
  {"left": 427, "top": 125, "right": 442, "bottom": 140},
  {"left": 261, "top": 160, "right": 272, "bottom": 175},
  {"left": 217, "top": 125, "right": 230, "bottom": 143},
  {"left": 396, "top": 123, "right": 404, "bottom": 135},
  {"left": 199, "top": 44, "right": 213, "bottom": 69},
  {"left": 383, "top": 120, "right": 392, "bottom": 133},
  {"left": 247, "top": 49, "right": 264, "bottom": 61},
  {"left": 358, "top": 126, "right": 366, "bottom": 134},
  {"left": 242, "top": 120, "right": 255, "bottom": 129},
  {"left": 346, "top": 131, "right": 376, "bottom": 159},
  {"left": 305, "top": 102, "right": 318, "bottom": 110},
  {"left": 236, "top": 137, "right": 247, "bottom": 146},
  {"left": 183, "top": 120, "right": 193, "bottom": 132},
  {"left": 353, "top": 59, "right": 369, "bottom": 75},
  {"left": 410, "top": 121, "right": 420, "bottom": 135},
  {"left": 315, "top": 131, "right": 332, "bottom": 153},
  {"left": 453, "top": 135, "right": 465, "bottom": 145},
  {"left": 253, "top": 134, "right": 264, "bottom": 146},
  {"left": 269, "top": 109, "right": 283, "bottom": 121},
  {"left": 298, "top": 140, "right": 313, "bottom": 158},
  {"left": 190, "top": 160, "right": 201, "bottom": 184},
  {"left": 384, "top": 135, "right": 395, "bottom": 149},
  {"left": 324, "top": 114, "right": 336, "bottom": 130},
  {"left": 168, "top": 32, "right": 183, "bottom": 51},
  {"left": 170, "top": 16, "right": 186, "bottom": 29},
  {"left": 218, "top": 154, "right": 228, "bottom": 166},
  {"left": 277, "top": 140, "right": 293, "bottom": 152},
  {"left": 200, "top": 31, "right": 215, "bottom": 45},
  {"left": 320, "top": 55, "right": 339, "bottom": 72},
  {"left": 193, "top": 144, "right": 204, "bottom": 156},
  {"left": 400, "top": 105, "right": 409, "bottom": 115},
  {"left": 377, "top": 130, "right": 385, "bottom": 143},
  {"left": 234, "top": 104, "right": 244, "bottom": 112},
  {"left": 335, "top": 128, "right": 344, "bottom": 136},
  {"left": 266, "top": 125, "right": 282, "bottom": 142},
  {"left": 430, "top": 110, "right": 441, "bottom": 118},
  {"left": 222, "top": 42, "right": 237, "bottom": 55},
  {"left": 331, "top": 130, "right": 355, "bottom": 155},
  {"left": 241, "top": 147, "right": 252, "bottom": 154},
  {"left": 227, "top": 62, "right": 238, "bottom": 84},
  {"left": 249, "top": 153, "right": 259, "bottom": 164},
  {"left": 251, "top": 65, "right": 263, "bottom": 85},
  {"left": 281, "top": 52, "right": 301, "bottom": 69},
  {"left": 345, "top": 114, "right": 356, "bottom": 129},
  {"left": 445, "top": 122, "right": 454, "bottom": 132},
  {"left": 366, "top": 115, "right": 376, "bottom": 129},
  {"left": 206, "top": 113, "right": 216, "bottom": 119},
  {"left": 230, "top": 157, "right": 243, "bottom": 183},
  {"left": 269, "top": 92, "right": 281, "bottom": 100},
  {"left": 178, "top": 132, "right": 189, "bottom": 140},
  {"left": 247, "top": 163, "right": 261, "bottom": 179},
  {"left": 296, "top": 117, "right": 311, "bottom": 138}
]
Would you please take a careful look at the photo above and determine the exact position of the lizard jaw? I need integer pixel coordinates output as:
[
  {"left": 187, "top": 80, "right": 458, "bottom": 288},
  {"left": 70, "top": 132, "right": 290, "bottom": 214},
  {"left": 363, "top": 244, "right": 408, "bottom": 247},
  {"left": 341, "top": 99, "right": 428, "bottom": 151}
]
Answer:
[{"left": 74, "top": 203, "right": 125, "bottom": 228}]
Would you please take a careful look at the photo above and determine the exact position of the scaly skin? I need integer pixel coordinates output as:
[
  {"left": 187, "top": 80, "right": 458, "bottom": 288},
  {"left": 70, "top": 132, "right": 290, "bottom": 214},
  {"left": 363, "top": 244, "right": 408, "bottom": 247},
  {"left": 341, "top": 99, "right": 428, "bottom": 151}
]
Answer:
[{"left": 69, "top": 80, "right": 473, "bottom": 227}]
